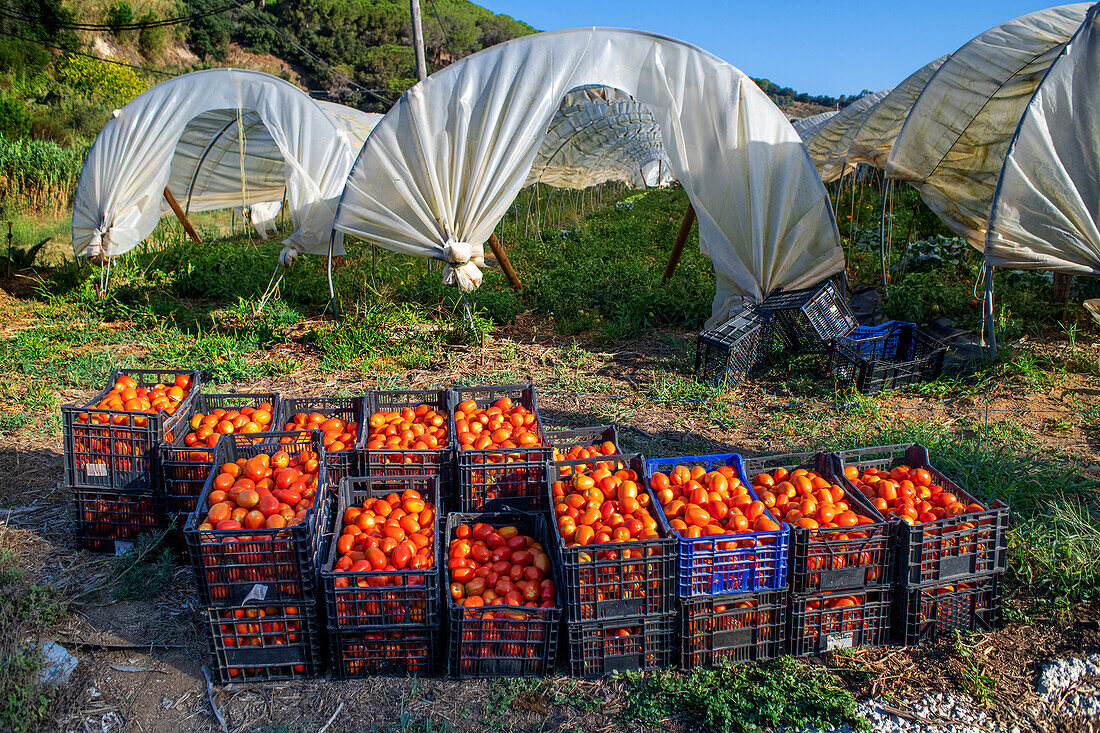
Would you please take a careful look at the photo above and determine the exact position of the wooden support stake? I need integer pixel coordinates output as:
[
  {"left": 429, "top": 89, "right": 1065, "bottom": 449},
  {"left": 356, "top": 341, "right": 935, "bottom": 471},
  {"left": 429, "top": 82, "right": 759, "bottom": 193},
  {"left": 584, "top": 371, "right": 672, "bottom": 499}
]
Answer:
[
  {"left": 163, "top": 187, "right": 202, "bottom": 244},
  {"left": 487, "top": 233, "right": 521, "bottom": 290},
  {"left": 662, "top": 204, "right": 696, "bottom": 285}
]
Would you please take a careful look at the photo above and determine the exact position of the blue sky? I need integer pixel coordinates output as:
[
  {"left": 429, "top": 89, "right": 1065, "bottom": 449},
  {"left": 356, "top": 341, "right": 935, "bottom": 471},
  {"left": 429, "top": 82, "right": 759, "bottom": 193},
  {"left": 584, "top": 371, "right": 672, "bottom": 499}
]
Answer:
[{"left": 479, "top": 1, "right": 1065, "bottom": 97}]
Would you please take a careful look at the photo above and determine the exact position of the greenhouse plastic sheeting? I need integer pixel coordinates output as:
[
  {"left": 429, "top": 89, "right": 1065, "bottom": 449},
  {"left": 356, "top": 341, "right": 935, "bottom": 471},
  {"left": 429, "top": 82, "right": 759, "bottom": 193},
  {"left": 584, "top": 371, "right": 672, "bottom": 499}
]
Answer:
[
  {"left": 332, "top": 28, "right": 843, "bottom": 326},
  {"left": 986, "top": 5, "right": 1100, "bottom": 274},
  {"left": 887, "top": 4, "right": 1091, "bottom": 251},
  {"left": 846, "top": 55, "right": 948, "bottom": 169},
  {"left": 317, "top": 101, "right": 384, "bottom": 150},
  {"left": 803, "top": 89, "right": 891, "bottom": 183},
  {"left": 73, "top": 69, "right": 358, "bottom": 260},
  {"left": 792, "top": 110, "right": 838, "bottom": 142},
  {"left": 525, "top": 85, "right": 675, "bottom": 189}
]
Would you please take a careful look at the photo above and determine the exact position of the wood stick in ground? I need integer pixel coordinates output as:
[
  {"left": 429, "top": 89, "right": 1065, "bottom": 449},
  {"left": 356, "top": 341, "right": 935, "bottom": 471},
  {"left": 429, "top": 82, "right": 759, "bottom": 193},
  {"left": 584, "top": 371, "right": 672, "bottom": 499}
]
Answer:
[
  {"left": 488, "top": 233, "right": 521, "bottom": 289},
  {"left": 661, "top": 203, "right": 696, "bottom": 284},
  {"left": 163, "top": 187, "right": 202, "bottom": 244}
]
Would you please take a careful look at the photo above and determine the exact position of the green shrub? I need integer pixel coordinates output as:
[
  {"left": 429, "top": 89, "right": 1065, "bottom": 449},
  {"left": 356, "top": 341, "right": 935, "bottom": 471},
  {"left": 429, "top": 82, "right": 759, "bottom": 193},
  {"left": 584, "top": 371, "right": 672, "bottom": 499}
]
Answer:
[
  {"left": 106, "top": 2, "right": 135, "bottom": 38},
  {"left": 0, "top": 96, "right": 32, "bottom": 139},
  {"left": 54, "top": 53, "right": 147, "bottom": 105},
  {"left": 138, "top": 12, "right": 168, "bottom": 58}
]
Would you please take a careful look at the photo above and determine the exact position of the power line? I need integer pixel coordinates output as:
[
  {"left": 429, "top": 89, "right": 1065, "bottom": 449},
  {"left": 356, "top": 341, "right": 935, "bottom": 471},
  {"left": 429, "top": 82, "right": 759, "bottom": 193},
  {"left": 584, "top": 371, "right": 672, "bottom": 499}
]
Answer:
[
  {"left": 0, "top": 28, "right": 176, "bottom": 76},
  {"left": 1, "top": 2, "right": 241, "bottom": 31},
  {"left": 426, "top": 0, "right": 460, "bottom": 61}
]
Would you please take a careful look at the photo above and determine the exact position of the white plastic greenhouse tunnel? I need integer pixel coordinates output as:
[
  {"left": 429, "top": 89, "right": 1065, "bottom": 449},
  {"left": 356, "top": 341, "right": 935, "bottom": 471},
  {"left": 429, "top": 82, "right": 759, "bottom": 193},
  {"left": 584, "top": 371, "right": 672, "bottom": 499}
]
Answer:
[
  {"left": 330, "top": 27, "right": 845, "bottom": 329},
  {"left": 803, "top": 89, "right": 892, "bottom": 184},
  {"left": 884, "top": 2, "right": 1099, "bottom": 358},
  {"left": 71, "top": 68, "right": 376, "bottom": 271}
]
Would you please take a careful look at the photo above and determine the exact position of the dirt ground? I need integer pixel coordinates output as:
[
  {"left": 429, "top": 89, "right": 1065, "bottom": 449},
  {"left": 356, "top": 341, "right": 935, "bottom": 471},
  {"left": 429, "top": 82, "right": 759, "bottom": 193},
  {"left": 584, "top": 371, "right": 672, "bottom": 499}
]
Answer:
[{"left": 3, "top": 319, "right": 1100, "bottom": 732}]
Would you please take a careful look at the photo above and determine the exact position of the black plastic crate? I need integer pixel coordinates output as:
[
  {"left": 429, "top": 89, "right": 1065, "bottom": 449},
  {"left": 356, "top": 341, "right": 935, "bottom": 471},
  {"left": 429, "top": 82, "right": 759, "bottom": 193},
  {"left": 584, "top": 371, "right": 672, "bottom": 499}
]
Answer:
[
  {"left": 360, "top": 389, "right": 453, "bottom": 495},
  {"left": 695, "top": 306, "right": 772, "bottom": 388},
  {"left": 549, "top": 455, "right": 677, "bottom": 622},
  {"left": 160, "top": 392, "right": 280, "bottom": 523},
  {"left": 894, "top": 573, "right": 1001, "bottom": 645},
  {"left": 445, "top": 510, "right": 562, "bottom": 678},
  {"left": 545, "top": 425, "right": 620, "bottom": 462},
  {"left": 321, "top": 475, "right": 441, "bottom": 629},
  {"left": 836, "top": 443, "right": 1010, "bottom": 587},
  {"left": 827, "top": 322, "right": 946, "bottom": 395},
  {"left": 277, "top": 396, "right": 364, "bottom": 485},
  {"left": 566, "top": 613, "right": 676, "bottom": 678},
  {"left": 451, "top": 385, "right": 551, "bottom": 512},
  {"left": 63, "top": 369, "right": 202, "bottom": 491},
  {"left": 328, "top": 626, "right": 440, "bottom": 678},
  {"left": 205, "top": 601, "right": 322, "bottom": 683},
  {"left": 760, "top": 281, "right": 856, "bottom": 354},
  {"left": 73, "top": 487, "right": 168, "bottom": 554},
  {"left": 183, "top": 431, "right": 332, "bottom": 606},
  {"left": 741, "top": 451, "right": 892, "bottom": 593},
  {"left": 679, "top": 590, "right": 786, "bottom": 668},
  {"left": 788, "top": 588, "right": 891, "bottom": 657}
]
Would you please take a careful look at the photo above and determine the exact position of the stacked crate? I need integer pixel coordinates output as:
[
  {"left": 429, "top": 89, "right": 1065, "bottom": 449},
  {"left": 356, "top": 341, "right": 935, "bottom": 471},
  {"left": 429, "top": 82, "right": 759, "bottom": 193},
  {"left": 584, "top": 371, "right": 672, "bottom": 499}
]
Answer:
[
  {"left": 836, "top": 444, "right": 1009, "bottom": 645},
  {"left": 321, "top": 475, "right": 442, "bottom": 678},
  {"left": 694, "top": 306, "right": 773, "bottom": 389},
  {"left": 276, "top": 396, "right": 365, "bottom": 485},
  {"left": 359, "top": 389, "right": 453, "bottom": 504},
  {"left": 183, "top": 430, "right": 330, "bottom": 682},
  {"left": 826, "top": 321, "right": 947, "bottom": 395},
  {"left": 759, "top": 280, "right": 857, "bottom": 355},
  {"left": 451, "top": 385, "right": 551, "bottom": 512},
  {"left": 445, "top": 510, "right": 563, "bottom": 677},
  {"left": 548, "top": 453, "right": 677, "bottom": 677},
  {"left": 63, "top": 369, "right": 201, "bottom": 553},
  {"left": 160, "top": 392, "right": 279, "bottom": 533},
  {"left": 644, "top": 453, "right": 788, "bottom": 668},
  {"left": 742, "top": 451, "right": 892, "bottom": 657}
]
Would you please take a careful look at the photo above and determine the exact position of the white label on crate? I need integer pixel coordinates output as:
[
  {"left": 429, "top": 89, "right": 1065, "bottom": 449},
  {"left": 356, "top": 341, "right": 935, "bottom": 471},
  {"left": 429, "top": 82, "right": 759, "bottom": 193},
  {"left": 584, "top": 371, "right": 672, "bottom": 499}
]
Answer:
[
  {"left": 824, "top": 632, "right": 854, "bottom": 651},
  {"left": 113, "top": 540, "right": 134, "bottom": 556},
  {"left": 86, "top": 463, "right": 108, "bottom": 478},
  {"left": 243, "top": 584, "right": 269, "bottom": 604}
]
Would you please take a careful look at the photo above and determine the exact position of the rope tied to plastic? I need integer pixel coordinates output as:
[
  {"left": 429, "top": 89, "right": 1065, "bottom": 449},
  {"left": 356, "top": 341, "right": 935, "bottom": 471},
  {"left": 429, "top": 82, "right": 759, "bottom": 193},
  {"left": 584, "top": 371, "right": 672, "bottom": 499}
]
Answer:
[
  {"left": 441, "top": 239, "right": 486, "bottom": 293},
  {"left": 87, "top": 224, "right": 111, "bottom": 265}
]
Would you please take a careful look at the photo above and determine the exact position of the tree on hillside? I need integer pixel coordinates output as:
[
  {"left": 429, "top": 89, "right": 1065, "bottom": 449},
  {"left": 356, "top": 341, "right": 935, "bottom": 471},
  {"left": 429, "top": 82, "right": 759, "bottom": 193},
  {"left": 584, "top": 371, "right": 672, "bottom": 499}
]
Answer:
[{"left": 185, "top": 0, "right": 233, "bottom": 62}]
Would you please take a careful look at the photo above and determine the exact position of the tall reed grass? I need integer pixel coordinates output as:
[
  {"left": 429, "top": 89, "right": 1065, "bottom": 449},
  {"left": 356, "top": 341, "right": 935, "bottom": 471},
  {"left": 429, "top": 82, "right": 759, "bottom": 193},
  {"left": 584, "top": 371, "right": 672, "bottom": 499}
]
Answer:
[{"left": 0, "top": 134, "right": 89, "bottom": 216}]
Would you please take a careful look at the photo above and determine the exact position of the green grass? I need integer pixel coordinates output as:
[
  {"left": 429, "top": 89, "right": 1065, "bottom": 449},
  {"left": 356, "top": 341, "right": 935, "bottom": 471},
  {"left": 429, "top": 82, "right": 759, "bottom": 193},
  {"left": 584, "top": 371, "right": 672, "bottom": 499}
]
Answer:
[
  {"left": 620, "top": 658, "right": 867, "bottom": 733},
  {"left": 0, "top": 550, "right": 69, "bottom": 733}
]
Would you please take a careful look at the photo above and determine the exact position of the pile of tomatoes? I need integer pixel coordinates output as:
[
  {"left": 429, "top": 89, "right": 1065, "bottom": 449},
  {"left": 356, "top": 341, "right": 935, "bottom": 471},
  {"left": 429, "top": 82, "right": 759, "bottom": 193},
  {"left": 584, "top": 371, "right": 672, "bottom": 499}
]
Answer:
[
  {"left": 454, "top": 398, "right": 542, "bottom": 452},
  {"left": 648, "top": 464, "right": 783, "bottom": 539},
  {"left": 844, "top": 464, "right": 985, "bottom": 525},
  {"left": 214, "top": 605, "right": 307, "bottom": 677},
  {"left": 183, "top": 402, "right": 275, "bottom": 449},
  {"left": 75, "top": 373, "right": 193, "bottom": 425},
  {"left": 552, "top": 439, "right": 619, "bottom": 463},
  {"left": 196, "top": 448, "right": 320, "bottom": 533},
  {"left": 447, "top": 522, "right": 557, "bottom": 614},
  {"left": 550, "top": 464, "right": 661, "bottom": 549},
  {"left": 331, "top": 488, "right": 436, "bottom": 581},
  {"left": 750, "top": 468, "right": 875, "bottom": 531},
  {"left": 282, "top": 411, "right": 358, "bottom": 454},
  {"left": 363, "top": 405, "right": 449, "bottom": 453}
]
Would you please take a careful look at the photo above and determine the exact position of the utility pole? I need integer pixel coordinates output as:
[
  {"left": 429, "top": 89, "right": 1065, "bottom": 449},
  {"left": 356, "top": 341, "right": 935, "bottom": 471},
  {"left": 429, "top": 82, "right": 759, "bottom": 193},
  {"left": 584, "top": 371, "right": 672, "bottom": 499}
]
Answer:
[{"left": 410, "top": 0, "right": 427, "bottom": 81}]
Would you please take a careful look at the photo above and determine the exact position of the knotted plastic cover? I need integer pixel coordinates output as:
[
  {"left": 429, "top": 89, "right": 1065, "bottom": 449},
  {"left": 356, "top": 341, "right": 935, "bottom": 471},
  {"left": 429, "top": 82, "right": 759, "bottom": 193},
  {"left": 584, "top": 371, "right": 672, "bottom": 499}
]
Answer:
[
  {"left": 803, "top": 89, "right": 892, "bottom": 183},
  {"left": 986, "top": 4, "right": 1100, "bottom": 274},
  {"left": 525, "top": 85, "right": 675, "bottom": 189},
  {"left": 332, "top": 28, "right": 843, "bottom": 326},
  {"left": 846, "top": 56, "right": 948, "bottom": 169},
  {"left": 887, "top": 4, "right": 1091, "bottom": 251},
  {"left": 73, "top": 69, "right": 361, "bottom": 260}
]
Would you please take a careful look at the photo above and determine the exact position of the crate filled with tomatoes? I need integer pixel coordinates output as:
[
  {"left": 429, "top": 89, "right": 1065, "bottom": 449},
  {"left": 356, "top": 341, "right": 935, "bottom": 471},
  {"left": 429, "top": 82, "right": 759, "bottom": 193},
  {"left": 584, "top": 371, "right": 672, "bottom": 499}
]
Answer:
[
  {"left": 160, "top": 392, "right": 279, "bottom": 523},
  {"left": 787, "top": 587, "right": 891, "bottom": 657},
  {"left": 837, "top": 443, "right": 1010, "bottom": 587},
  {"left": 360, "top": 389, "right": 452, "bottom": 497},
  {"left": 204, "top": 601, "right": 322, "bottom": 683},
  {"left": 643, "top": 453, "right": 788, "bottom": 598},
  {"left": 445, "top": 512, "right": 562, "bottom": 678},
  {"left": 894, "top": 574, "right": 1001, "bottom": 645},
  {"left": 545, "top": 425, "right": 620, "bottom": 462},
  {"left": 741, "top": 451, "right": 892, "bottom": 594},
  {"left": 566, "top": 613, "right": 676, "bottom": 678},
  {"left": 276, "top": 396, "right": 363, "bottom": 484},
  {"left": 63, "top": 369, "right": 201, "bottom": 492},
  {"left": 549, "top": 454, "right": 676, "bottom": 622},
  {"left": 73, "top": 487, "right": 169, "bottom": 554},
  {"left": 679, "top": 590, "right": 786, "bottom": 668},
  {"left": 183, "top": 430, "right": 332, "bottom": 606},
  {"left": 328, "top": 626, "right": 439, "bottom": 679},
  {"left": 321, "top": 475, "right": 441, "bottom": 629},
  {"left": 451, "top": 385, "right": 551, "bottom": 512}
]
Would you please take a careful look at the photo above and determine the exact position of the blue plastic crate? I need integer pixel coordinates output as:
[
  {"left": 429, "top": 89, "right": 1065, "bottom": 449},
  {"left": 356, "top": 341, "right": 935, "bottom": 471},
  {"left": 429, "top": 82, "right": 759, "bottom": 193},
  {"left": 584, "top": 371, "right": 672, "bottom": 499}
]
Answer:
[
  {"left": 643, "top": 453, "right": 789, "bottom": 598},
  {"left": 835, "top": 321, "right": 914, "bottom": 360}
]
